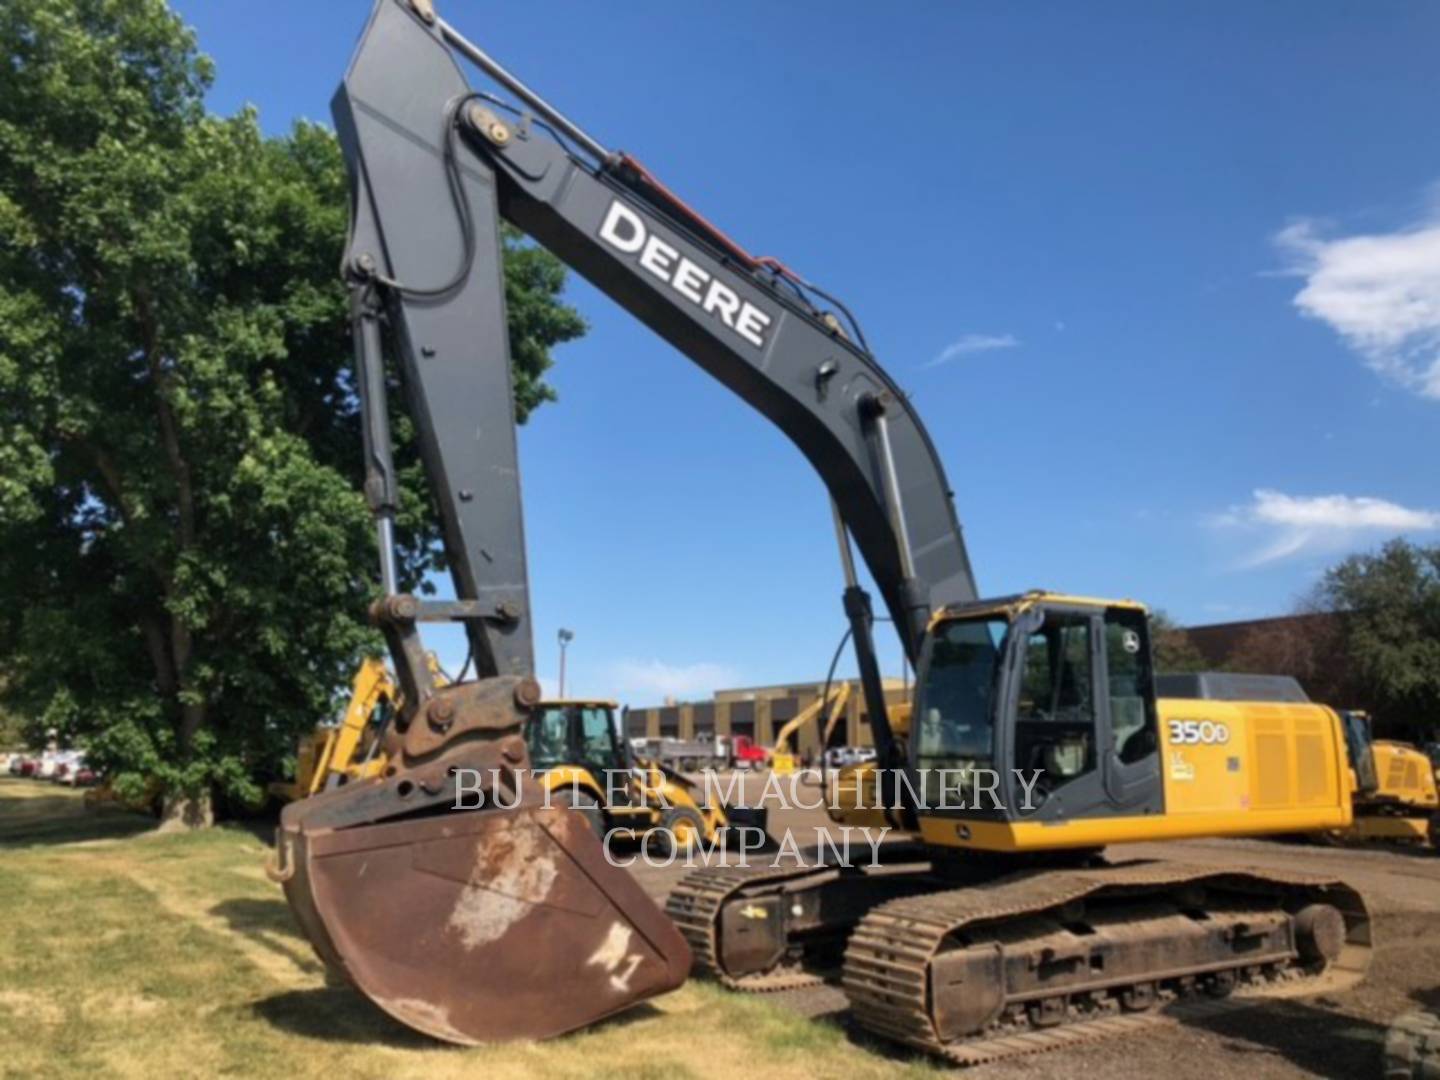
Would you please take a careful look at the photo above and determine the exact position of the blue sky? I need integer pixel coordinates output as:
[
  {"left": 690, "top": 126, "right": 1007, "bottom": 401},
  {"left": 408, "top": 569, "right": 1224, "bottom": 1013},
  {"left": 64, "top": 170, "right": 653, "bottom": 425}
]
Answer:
[{"left": 173, "top": 1, "right": 1440, "bottom": 703}]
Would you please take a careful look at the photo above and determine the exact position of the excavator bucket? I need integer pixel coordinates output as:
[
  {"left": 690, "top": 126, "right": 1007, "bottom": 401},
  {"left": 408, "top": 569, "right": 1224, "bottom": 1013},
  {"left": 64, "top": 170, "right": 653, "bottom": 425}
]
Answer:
[{"left": 273, "top": 789, "right": 690, "bottom": 1044}]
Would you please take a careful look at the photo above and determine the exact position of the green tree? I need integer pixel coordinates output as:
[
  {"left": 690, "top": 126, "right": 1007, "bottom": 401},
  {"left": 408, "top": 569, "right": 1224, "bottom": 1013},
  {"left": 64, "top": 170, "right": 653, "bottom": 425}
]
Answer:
[
  {"left": 0, "top": 676, "right": 24, "bottom": 751},
  {"left": 1309, "top": 539, "right": 1440, "bottom": 742},
  {"left": 1148, "top": 610, "right": 1208, "bottom": 674},
  {"left": 0, "top": 0, "right": 584, "bottom": 825}
]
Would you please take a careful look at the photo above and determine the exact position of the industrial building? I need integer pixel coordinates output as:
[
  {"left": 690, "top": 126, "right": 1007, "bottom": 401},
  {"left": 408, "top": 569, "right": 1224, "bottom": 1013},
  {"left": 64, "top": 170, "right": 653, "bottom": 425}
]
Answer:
[{"left": 625, "top": 677, "right": 910, "bottom": 758}]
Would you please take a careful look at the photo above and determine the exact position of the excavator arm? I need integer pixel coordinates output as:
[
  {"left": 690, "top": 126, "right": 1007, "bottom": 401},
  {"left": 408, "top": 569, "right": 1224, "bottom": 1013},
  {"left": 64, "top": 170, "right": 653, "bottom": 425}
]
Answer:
[
  {"left": 275, "top": 0, "right": 978, "bottom": 1048},
  {"left": 331, "top": 0, "right": 976, "bottom": 757}
]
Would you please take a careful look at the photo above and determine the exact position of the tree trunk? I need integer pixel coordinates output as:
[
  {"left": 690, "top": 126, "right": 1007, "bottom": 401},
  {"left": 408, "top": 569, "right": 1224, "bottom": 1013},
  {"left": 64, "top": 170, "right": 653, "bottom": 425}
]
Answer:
[{"left": 156, "top": 788, "right": 213, "bottom": 832}]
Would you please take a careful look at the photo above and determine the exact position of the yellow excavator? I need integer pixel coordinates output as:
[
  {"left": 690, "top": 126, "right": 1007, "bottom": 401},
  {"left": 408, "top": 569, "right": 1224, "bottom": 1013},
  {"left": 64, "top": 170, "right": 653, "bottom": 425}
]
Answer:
[
  {"left": 1333, "top": 709, "right": 1438, "bottom": 848},
  {"left": 770, "top": 683, "right": 850, "bottom": 776},
  {"left": 271, "top": 1, "right": 1372, "bottom": 1061}
]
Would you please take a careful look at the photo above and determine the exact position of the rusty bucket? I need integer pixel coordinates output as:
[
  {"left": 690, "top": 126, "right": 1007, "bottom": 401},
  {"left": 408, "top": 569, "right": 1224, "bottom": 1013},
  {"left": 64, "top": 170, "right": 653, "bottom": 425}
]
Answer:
[{"left": 273, "top": 792, "right": 690, "bottom": 1044}]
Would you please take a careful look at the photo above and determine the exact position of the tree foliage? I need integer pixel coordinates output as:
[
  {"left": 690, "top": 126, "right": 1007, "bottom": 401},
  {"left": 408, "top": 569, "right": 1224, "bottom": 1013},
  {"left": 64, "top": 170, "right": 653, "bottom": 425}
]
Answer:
[
  {"left": 0, "top": 0, "right": 584, "bottom": 817},
  {"left": 1308, "top": 539, "right": 1440, "bottom": 741},
  {"left": 1148, "top": 610, "right": 1208, "bottom": 674}
]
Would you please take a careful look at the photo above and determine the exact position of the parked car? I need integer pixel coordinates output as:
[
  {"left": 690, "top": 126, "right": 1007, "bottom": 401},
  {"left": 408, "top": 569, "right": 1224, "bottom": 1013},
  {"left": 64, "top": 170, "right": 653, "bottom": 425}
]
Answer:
[
  {"left": 824, "top": 746, "right": 877, "bottom": 770},
  {"left": 17, "top": 757, "right": 37, "bottom": 778},
  {"left": 54, "top": 752, "right": 88, "bottom": 786}
]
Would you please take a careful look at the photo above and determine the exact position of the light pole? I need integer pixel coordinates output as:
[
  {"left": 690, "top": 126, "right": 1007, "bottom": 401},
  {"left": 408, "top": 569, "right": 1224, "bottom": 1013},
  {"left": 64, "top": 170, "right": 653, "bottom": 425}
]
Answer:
[{"left": 557, "top": 628, "right": 574, "bottom": 699}]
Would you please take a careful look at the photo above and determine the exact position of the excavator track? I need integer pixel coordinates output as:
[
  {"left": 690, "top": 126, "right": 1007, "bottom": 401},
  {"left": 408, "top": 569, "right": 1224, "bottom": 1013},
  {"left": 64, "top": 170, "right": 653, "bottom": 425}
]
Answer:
[
  {"left": 667, "top": 847, "right": 937, "bottom": 992},
  {"left": 842, "top": 860, "right": 1371, "bottom": 1067},
  {"left": 667, "top": 863, "right": 834, "bottom": 991}
]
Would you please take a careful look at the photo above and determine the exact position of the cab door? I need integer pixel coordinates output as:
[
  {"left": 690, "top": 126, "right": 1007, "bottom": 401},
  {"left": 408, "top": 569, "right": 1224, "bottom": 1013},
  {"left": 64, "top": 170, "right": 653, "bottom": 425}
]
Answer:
[
  {"left": 1004, "top": 605, "right": 1162, "bottom": 822},
  {"left": 1096, "top": 607, "right": 1164, "bottom": 812}
]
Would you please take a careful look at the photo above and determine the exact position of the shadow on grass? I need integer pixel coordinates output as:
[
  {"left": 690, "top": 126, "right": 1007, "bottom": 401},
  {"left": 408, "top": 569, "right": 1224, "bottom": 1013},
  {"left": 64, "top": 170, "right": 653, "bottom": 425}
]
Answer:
[
  {"left": 210, "top": 897, "right": 325, "bottom": 978},
  {"left": 254, "top": 983, "right": 662, "bottom": 1046},
  {"left": 0, "top": 789, "right": 155, "bottom": 847}
]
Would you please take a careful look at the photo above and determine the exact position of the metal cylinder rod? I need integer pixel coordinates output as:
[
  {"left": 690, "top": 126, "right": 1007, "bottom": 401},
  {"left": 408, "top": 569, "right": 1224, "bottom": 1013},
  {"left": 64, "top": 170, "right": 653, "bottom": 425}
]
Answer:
[
  {"left": 437, "top": 17, "right": 611, "bottom": 164},
  {"left": 871, "top": 410, "right": 917, "bottom": 580},
  {"left": 353, "top": 288, "right": 401, "bottom": 598},
  {"left": 377, "top": 517, "right": 399, "bottom": 596},
  {"left": 830, "top": 498, "right": 859, "bottom": 589}
]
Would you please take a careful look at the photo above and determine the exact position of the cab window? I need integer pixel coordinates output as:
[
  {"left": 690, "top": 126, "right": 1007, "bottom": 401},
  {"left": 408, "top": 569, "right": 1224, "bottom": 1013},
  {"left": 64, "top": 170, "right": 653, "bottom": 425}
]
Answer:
[
  {"left": 1104, "top": 609, "right": 1158, "bottom": 764},
  {"left": 527, "top": 707, "right": 570, "bottom": 768},
  {"left": 579, "top": 707, "right": 621, "bottom": 768},
  {"left": 1015, "top": 612, "right": 1098, "bottom": 789},
  {"left": 916, "top": 618, "right": 1006, "bottom": 805}
]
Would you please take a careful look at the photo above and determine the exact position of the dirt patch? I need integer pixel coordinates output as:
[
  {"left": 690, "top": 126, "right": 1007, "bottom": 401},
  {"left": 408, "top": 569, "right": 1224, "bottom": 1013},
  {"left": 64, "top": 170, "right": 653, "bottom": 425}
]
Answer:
[{"left": 0, "top": 990, "right": 63, "bottom": 1024}]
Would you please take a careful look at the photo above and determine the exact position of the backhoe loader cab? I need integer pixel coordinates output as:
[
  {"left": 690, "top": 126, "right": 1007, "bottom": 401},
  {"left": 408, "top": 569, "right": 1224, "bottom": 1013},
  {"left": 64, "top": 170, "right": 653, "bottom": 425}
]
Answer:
[
  {"left": 526, "top": 701, "right": 629, "bottom": 775},
  {"left": 911, "top": 593, "right": 1162, "bottom": 834}
]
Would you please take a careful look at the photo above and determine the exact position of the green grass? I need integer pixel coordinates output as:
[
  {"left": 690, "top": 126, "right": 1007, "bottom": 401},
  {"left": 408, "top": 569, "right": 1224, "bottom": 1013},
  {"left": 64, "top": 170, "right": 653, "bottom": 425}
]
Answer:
[{"left": 0, "top": 778, "right": 942, "bottom": 1080}]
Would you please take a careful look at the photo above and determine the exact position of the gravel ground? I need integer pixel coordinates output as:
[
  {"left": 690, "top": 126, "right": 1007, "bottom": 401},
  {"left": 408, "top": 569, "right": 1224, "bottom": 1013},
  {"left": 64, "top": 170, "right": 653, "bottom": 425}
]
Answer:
[{"left": 633, "top": 773, "right": 1440, "bottom": 1079}]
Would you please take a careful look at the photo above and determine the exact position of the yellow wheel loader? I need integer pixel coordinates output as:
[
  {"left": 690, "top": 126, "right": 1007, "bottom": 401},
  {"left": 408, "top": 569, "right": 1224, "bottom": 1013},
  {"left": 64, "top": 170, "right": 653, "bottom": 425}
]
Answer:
[{"left": 272, "top": 1, "right": 1372, "bottom": 1058}]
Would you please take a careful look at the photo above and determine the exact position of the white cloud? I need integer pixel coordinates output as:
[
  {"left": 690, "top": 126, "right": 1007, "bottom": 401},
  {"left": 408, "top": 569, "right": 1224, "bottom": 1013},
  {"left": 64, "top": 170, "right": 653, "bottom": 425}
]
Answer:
[
  {"left": 1212, "top": 488, "right": 1440, "bottom": 566},
  {"left": 924, "top": 333, "right": 1019, "bottom": 368},
  {"left": 607, "top": 659, "right": 742, "bottom": 704},
  {"left": 1275, "top": 203, "right": 1440, "bottom": 399}
]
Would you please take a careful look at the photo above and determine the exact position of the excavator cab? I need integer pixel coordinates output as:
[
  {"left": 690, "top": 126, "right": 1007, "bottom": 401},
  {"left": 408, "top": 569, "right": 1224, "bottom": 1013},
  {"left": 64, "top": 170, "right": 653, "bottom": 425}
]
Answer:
[
  {"left": 1337, "top": 709, "right": 1382, "bottom": 796},
  {"left": 910, "top": 593, "right": 1163, "bottom": 846}
]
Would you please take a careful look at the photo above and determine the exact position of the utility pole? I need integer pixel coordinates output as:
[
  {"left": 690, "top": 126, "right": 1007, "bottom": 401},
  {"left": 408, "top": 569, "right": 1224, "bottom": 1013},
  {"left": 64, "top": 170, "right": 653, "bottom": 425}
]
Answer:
[{"left": 557, "top": 628, "right": 574, "bottom": 698}]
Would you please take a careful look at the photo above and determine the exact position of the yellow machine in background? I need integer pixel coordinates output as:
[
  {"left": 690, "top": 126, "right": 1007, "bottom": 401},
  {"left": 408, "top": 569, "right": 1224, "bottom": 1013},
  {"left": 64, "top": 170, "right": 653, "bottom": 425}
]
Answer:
[
  {"left": 771, "top": 683, "right": 850, "bottom": 776},
  {"left": 276, "top": 663, "right": 750, "bottom": 850},
  {"left": 268, "top": 657, "right": 399, "bottom": 803},
  {"left": 526, "top": 700, "right": 746, "bottom": 850},
  {"left": 1332, "top": 710, "right": 1439, "bottom": 847}
]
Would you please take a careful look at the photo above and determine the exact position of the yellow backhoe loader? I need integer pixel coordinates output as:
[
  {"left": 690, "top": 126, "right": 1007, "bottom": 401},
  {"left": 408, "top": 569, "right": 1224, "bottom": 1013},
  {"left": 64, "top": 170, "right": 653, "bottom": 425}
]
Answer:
[
  {"left": 271, "top": 1, "right": 1373, "bottom": 1058},
  {"left": 524, "top": 700, "right": 751, "bottom": 851},
  {"left": 268, "top": 656, "right": 399, "bottom": 803}
]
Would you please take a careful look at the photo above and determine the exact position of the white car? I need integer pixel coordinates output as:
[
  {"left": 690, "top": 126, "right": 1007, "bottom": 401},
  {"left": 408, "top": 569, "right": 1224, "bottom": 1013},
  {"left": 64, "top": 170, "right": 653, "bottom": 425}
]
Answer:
[
  {"left": 53, "top": 751, "right": 88, "bottom": 785},
  {"left": 824, "top": 746, "right": 877, "bottom": 769}
]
